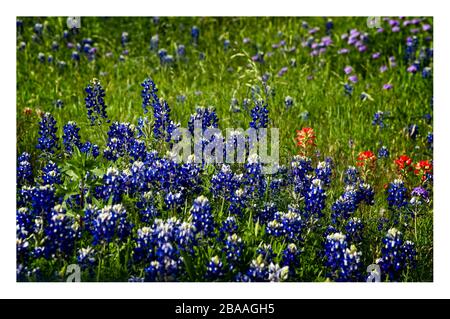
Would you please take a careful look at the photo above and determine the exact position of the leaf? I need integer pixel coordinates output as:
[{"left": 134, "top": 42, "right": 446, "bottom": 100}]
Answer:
[
  {"left": 230, "top": 53, "right": 246, "bottom": 59},
  {"left": 180, "top": 250, "right": 195, "bottom": 281}
]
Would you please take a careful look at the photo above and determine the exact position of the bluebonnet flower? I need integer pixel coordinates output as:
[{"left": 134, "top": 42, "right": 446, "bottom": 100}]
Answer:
[
  {"left": 357, "top": 182, "right": 375, "bottom": 205},
  {"left": 121, "top": 32, "right": 129, "bottom": 46},
  {"left": 190, "top": 196, "right": 215, "bottom": 238},
  {"left": 228, "top": 188, "right": 248, "bottom": 216},
  {"left": 344, "top": 166, "right": 359, "bottom": 185},
  {"left": 129, "top": 139, "right": 147, "bottom": 161},
  {"left": 249, "top": 100, "right": 269, "bottom": 130},
  {"left": 163, "top": 55, "right": 174, "bottom": 64},
  {"left": 427, "top": 132, "right": 433, "bottom": 149},
  {"left": 103, "top": 122, "right": 136, "bottom": 161},
  {"left": 290, "top": 155, "right": 313, "bottom": 194},
  {"left": 16, "top": 19, "right": 23, "bottom": 32},
  {"left": 344, "top": 83, "right": 353, "bottom": 96},
  {"left": 315, "top": 161, "right": 332, "bottom": 186},
  {"left": 267, "top": 209, "right": 304, "bottom": 242},
  {"left": 145, "top": 257, "right": 179, "bottom": 282},
  {"left": 191, "top": 26, "right": 200, "bottom": 43},
  {"left": 128, "top": 276, "right": 145, "bottom": 282},
  {"left": 255, "top": 202, "right": 277, "bottom": 224},
  {"left": 326, "top": 19, "right": 334, "bottom": 34},
  {"left": 372, "top": 111, "right": 387, "bottom": 128},
  {"left": 150, "top": 34, "right": 159, "bottom": 50},
  {"left": 345, "top": 217, "right": 364, "bottom": 243},
  {"left": 219, "top": 216, "right": 238, "bottom": 241},
  {"left": 38, "top": 53, "right": 46, "bottom": 63},
  {"left": 285, "top": 96, "right": 294, "bottom": 109},
  {"left": 164, "top": 191, "right": 183, "bottom": 209},
  {"left": 85, "top": 79, "right": 109, "bottom": 125},
  {"left": 41, "top": 161, "right": 61, "bottom": 185},
  {"left": 206, "top": 256, "right": 224, "bottom": 280},
  {"left": 244, "top": 154, "right": 266, "bottom": 197},
  {"left": 177, "top": 44, "right": 186, "bottom": 57},
  {"left": 36, "top": 113, "right": 59, "bottom": 154},
  {"left": 141, "top": 78, "right": 177, "bottom": 141},
  {"left": 77, "top": 246, "right": 96, "bottom": 270},
  {"left": 71, "top": 51, "right": 80, "bottom": 61},
  {"left": 408, "top": 124, "right": 419, "bottom": 139},
  {"left": 256, "top": 244, "right": 275, "bottom": 263},
  {"left": 211, "top": 165, "right": 241, "bottom": 200},
  {"left": 62, "top": 121, "right": 82, "bottom": 154},
  {"left": 17, "top": 152, "right": 33, "bottom": 186},
  {"left": 246, "top": 254, "right": 269, "bottom": 281},
  {"left": 305, "top": 178, "right": 326, "bottom": 219},
  {"left": 34, "top": 23, "right": 43, "bottom": 35},
  {"left": 44, "top": 205, "right": 79, "bottom": 258},
  {"left": 422, "top": 67, "right": 432, "bottom": 78},
  {"left": 136, "top": 192, "right": 160, "bottom": 223},
  {"left": 17, "top": 207, "right": 33, "bottom": 239},
  {"left": 80, "top": 141, "right": 100, "bottom": 157},
  {"left": 175, "top": 221, "right": 197, "bottom": 254},
  {"left": 331, "top": 186, "right": 358, "bottom": 223},
  {"left": 378, "top": 146, "right": 389, "bottom": 158},
  {"left": 230, "top": 97, "right": 240, "bottom": 113},
  {"left": 378, "top": 228, "right": 416, "bottom": 281},
  {"left": 18, "top": 41, "right": 26, "bottom": 51},
  {"left": 251, "top": 52, "right": 264, "bottom": 63},
  {"left": 267, "top": 263, "right": 289, "bottom": 282},
  {"left": 188, "top": 106, "right": 219, "bottom": 134},
  {"left": 96, "top": 167, "right": 125, "bottom": 204},
  {"left": 387, "top": 179, "right": 408, "bottom": 209},
  {"left": 87, "top": 204, "right": 132, "bottom": 246},
  {"left": 281, "top": 243, "right": 301, "bottom": 270},
  {"left": 224, "top": 39, "right": 230, "bottom": 50},
  {"left": 133, "top": 226, "right": 155, "bottom": 263},
  {"left": 324, "top": 232, "right": 363, "bottom": 281},
  {"left": 269, "top": 164, "right": 288, "bottom": 193},
  {"left": 25, "top": 185, "right": 57, "bottom": 217},
  {"left": 158, "top": 48, "right": 167, "bottom": 62},
  {"left": 223, "top": 234, "right": 244, "bottom": 270}
]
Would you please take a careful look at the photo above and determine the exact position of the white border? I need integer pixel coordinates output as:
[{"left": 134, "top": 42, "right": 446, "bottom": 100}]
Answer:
[{"left": 2, "top": 0, "right": 449, "bottom": 299}]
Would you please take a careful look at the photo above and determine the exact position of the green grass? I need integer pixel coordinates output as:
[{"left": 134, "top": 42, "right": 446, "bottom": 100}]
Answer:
[{"left": 16, "top": 17, "right": 433, "bottom": 282}]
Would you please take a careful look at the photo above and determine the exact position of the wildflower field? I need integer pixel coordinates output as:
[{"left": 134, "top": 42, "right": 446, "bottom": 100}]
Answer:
[{"left": 16, "top": 17, "right": 433, "bottom": 282}]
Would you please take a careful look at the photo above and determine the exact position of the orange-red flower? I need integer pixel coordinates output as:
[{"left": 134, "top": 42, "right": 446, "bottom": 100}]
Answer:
[
  {"left": 356, "top": 150, "right": 377, "bottom": 167},
  {"left": 394, "top": 155, "right": 413, "bottom": 172},
  {"left": 295, "top": 127, "right": 316, "bottom": 148},
  {"left": 414, "top": 160, "right": 432, "bottom": 181}
]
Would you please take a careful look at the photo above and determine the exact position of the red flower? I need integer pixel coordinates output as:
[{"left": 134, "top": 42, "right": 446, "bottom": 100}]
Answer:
[
  {"left": 356, "top": 150, "right": 377, "bottom": 167},
  {"left": 394, "top": 155, "right": 413, "bottom": 171},
  {"left": 295, "top": 127, "right": 316, "bottom": 148},
  {"left": 414, "top": 160, "right": 432, "bottom": 181}
]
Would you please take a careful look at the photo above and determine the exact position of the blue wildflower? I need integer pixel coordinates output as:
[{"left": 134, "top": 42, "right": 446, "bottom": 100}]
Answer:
[
  {"left": 36, "top": 113, "right": 59, "bottom": 154},
  {"left": 206, "top": 256, "right": 224, "bottom": 280},
  {"left": 305, "top": 178, "right": 326, "bottom": 219},
  {"left": 41, "top": 161, "right": 62, "bottom": 185},
  {"left": 17, "top": 152, "right": 33, "bottom": 186},
  {"left": 324, "top": 232, "right": 363, "bottom": 281},
  {"left": 378, "top": 228, "right": 416, "bottom": 281},
  {"left": 378, "top": 146, "right": 389, "bottom": 158},
  {"left": 387, "top": 179, "right": 408, "bottom": 209},
  {"left": 85, "top": 79, "right": 109, "bottom": 125},
  {"left": 190, "top": 196, "right": 215, "bottom": 238}
]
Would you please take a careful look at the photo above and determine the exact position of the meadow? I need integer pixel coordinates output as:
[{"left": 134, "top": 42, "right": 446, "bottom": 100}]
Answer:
[{"left": 16, "top": 17, "right": 433, "bottom": 282}]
